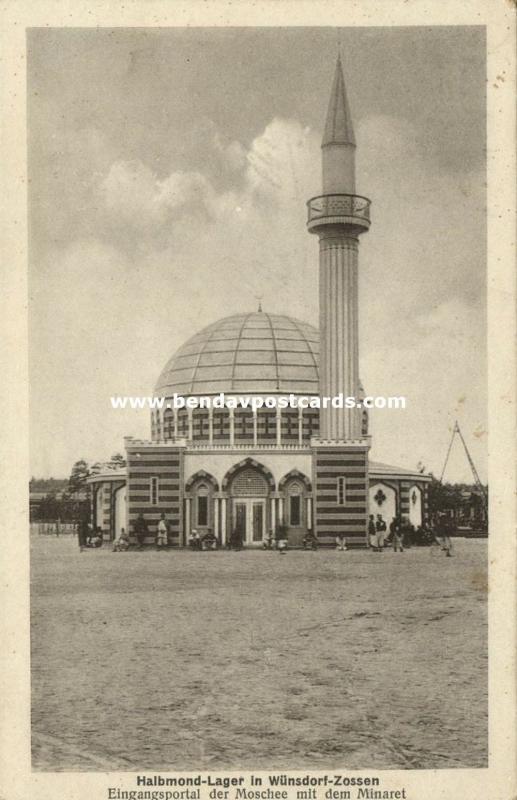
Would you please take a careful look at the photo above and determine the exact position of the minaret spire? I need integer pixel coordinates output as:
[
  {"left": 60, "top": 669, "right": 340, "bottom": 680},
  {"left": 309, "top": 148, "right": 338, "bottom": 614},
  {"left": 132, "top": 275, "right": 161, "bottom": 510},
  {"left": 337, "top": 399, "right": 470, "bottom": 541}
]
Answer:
[
  {"left": 322, "top": 55, "right": 356, "bottom": 147},
  {"left": 321, "top": 56, "right": 356, "bottom": 194}
]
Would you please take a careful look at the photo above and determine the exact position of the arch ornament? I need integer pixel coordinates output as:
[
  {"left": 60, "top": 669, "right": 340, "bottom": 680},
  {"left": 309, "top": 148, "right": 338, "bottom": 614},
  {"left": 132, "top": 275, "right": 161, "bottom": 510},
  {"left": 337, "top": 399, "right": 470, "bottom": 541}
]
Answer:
[{"left": 221, "top": 458, "right": 275, "bottom": 493}]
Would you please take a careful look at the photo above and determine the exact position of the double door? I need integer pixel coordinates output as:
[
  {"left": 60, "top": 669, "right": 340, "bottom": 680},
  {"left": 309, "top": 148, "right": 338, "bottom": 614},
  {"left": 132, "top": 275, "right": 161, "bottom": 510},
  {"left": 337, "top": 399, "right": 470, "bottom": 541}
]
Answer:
[{"left": 233, "top": 498, "right": 266, "bottom": 545}]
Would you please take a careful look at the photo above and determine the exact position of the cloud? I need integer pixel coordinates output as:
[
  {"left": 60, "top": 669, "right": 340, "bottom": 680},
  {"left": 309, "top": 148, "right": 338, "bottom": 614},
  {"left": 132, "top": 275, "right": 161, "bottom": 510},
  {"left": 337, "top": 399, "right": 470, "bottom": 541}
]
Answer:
[
  {"left": 30, "top": 115, "right": 486, "bottom": 482},
  {"left": 101, "top": 160, "right": 228, "bottom": 229}
]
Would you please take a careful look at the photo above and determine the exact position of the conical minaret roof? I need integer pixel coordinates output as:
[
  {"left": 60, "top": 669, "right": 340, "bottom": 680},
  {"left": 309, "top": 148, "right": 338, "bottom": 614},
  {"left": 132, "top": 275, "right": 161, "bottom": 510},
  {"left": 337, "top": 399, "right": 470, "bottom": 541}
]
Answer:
[{"left": 322, "top": 55, "right": 356, "bottom": 147}]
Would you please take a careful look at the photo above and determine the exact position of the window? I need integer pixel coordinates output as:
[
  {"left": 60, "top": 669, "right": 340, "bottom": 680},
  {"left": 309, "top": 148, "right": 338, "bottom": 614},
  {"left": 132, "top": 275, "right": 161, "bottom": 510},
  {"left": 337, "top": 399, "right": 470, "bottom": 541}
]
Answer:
[
  {"left": 150, "top": 476, "right": 159, "bottom": 505},
  {"left": 193, "top": 409, "right": 209, "bottom": 441},
  {"left": 235, "top": 410, "right": 253, "bottom": 440},
  {"left": 337, "top": 476, "right": 346, "bottom": 506},
  {"left": 164, "top": 409, "right": 174, "bottom": 439},
  {"left": 213, "top": 410, "right": 229, "bottom": 441},
  {"left": 196, "top": 483, "right": 209, "bottom": 526},
  {"left": 257, "top": 408, "right": 276, "bottom": 442},
  {"left": 177, "top": 410, "right": 189, "bottom": 437},
  {"left": 290, "top": 495, "right": 301, "bottom": 526},
  {"left": 362, "top": 409, "right": 368, "bottom": 436},
  {"left": 197, "top": 496, "right": 208, "bottom": 526},
  {"left": 281, "top": 409, "right": 299, "bottom": 441}
]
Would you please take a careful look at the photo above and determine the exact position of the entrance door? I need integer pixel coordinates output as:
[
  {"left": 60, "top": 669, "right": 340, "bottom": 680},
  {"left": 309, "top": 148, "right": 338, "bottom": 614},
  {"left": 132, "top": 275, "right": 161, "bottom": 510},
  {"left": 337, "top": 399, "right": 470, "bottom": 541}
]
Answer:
[
  {"left": 234, "top": 502, "right": 247, "bottom": 540},
  {"left": 113, "top": 485, "right": 127, "bottom": 541},
  {"left": 251, "top": 502, "right": 264, "bottom": 543},
  {"left": 233, "top": 499, "right": 266, "bottom": 545}
]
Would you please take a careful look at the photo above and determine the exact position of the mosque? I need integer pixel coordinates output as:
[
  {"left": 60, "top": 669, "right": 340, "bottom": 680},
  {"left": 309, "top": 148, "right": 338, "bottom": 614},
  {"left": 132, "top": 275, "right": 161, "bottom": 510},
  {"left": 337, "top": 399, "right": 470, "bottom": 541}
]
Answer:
[{"left": 88, "top": 57, "right": 430, "bottom": 547}]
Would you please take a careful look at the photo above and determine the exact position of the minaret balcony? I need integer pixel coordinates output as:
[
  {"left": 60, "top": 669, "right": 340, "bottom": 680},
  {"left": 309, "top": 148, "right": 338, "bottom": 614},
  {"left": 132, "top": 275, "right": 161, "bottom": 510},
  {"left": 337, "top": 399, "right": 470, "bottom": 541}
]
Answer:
[{"left": 307, "top": 193, "right": 371, "bottom": 234}]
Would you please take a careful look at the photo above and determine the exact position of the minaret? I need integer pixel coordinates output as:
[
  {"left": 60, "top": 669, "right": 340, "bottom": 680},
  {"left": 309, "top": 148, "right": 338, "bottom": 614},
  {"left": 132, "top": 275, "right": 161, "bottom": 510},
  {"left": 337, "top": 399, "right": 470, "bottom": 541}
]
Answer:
[{"left": 308, "top": 56, "right": 371, "bottom": 546}]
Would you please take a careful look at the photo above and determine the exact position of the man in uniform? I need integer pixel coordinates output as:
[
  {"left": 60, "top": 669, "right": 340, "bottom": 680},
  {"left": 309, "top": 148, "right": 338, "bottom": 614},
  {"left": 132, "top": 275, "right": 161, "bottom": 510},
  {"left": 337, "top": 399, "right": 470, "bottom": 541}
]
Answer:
[{"left": 134, "top": 513, "right": 148, "bottom": 550}]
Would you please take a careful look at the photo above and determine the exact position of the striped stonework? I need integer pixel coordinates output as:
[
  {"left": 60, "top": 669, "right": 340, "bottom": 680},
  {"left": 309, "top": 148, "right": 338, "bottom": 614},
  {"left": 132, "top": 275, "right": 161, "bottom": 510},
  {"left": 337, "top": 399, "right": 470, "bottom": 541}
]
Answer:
[
  {"left": 101, "top": 481, "right": 111, "bottom": 533},
  {"left": 399, "top": 481, "right": 412, "bottom": 519},
  {"left": 312, "top": 444, "right": 369, "bottom": 547},
  {"left": 126, "top": 441, "right": 184, "bottom": 545},
  {"left": 422, "top": 482, "right": 429, "bottom": 522},
  {"left": 400, "top": 479, "right": 429, "bottom": 523}
]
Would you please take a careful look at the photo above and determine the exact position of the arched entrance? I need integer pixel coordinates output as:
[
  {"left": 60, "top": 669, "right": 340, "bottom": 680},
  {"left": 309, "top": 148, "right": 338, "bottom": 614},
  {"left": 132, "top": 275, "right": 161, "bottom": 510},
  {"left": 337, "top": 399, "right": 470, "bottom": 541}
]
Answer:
[
  {"left": 369, "top": 482, "right": 397, "bottom": 530},
  {"left": 279, "top": 470, "right": 312, "bottom": 547},
  {"left": 94, "top": 486, "right": 104, "bottom": 530},
  {"left": 223, "top": 459, "right": 275, "bottom": 547},
  {"left": 184, "top": 471, "right": 219, "bottom": 543},
  {"left": 409, "top": 485, "right": 422, "bottom": 528},
  {"left": 113, "top": 484, "right": 127, "bottom": 540}
]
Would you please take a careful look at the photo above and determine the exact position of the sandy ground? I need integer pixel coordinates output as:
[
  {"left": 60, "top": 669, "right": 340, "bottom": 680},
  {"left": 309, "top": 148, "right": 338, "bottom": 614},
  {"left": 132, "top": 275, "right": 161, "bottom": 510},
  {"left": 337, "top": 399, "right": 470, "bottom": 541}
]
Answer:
[{"left": 31, "top": 535, "right": 487, "bottom": 771}]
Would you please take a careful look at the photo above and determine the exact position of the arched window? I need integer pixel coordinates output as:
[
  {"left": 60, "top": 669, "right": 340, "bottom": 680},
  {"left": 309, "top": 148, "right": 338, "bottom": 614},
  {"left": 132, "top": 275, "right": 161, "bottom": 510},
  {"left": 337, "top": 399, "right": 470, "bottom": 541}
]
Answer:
[
  {"left": 234, "top": 409, "right": 253, "bottom": 441},
  {"left": 164, "top": 409, "right": 174, "bottom": 439},
  {"left": 281, "top": 409, "right": 299, "bottom": 442},
  {"left": 362, "top": 409, "right": 369, "bottom": 436},
  {"left": 196, "top": 482, "right": 210, "bottom": 527},
  {"left": 302, "top": 408, "right": 319, "bottom": 441},
  {"left": 192, "top": 409, "right": 209, "bottom": 441},
  {"left": 213, "top": 409, "right": 230, "bottom": 441},
  {"left": 257, "top": 407, "right": 276, "bottom": 443},
  {"left": 177, "top": 409, "right": 189, "bottom": 438},
  {"left": 287, "top": 480, "right": 304, "bottom": 527}
]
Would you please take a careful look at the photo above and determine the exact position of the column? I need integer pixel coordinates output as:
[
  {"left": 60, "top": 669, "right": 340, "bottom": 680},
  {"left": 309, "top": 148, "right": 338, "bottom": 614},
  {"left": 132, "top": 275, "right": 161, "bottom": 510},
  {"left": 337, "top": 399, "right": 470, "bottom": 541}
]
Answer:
[
  {"left": 276, "top": 407, "right": 282, "bottom": 447},
  {"left": 221, "top": 498, "right": 227, "bottom": 546},
  {"left": 208, "top": 407, "right": 213, "bottom": 446},
  {"left": 253, "top": 409, "right": 258, "bottom": 446},
  {"left": 319, "top": 235, "right": 361, "bottom": 440},
  {"left": 229, "top": 408, "right": 235, "bottom": 446},
  {"left": 173, "top": 408, "right": 178, "bottom": 438},
  {"left": 298, "top": 404, "right": 303, "bottom": 446},
  {"left": 278, "top": 496, "right": 284, "bottom": 525},
  {"left": 213, "top": 496, "right": 219, "bottom": 539},
  {"left": 184, "top": 497, "right": 191, "bottom": 546},
  {"left": 307, "top": 496, "right": 312, "bottom": 530},
  {"left": 271, "top": 495, "right": 276, "bottom": 534},
  {"left": 187, "top": 409, "right": 193, "bottom": 442}
]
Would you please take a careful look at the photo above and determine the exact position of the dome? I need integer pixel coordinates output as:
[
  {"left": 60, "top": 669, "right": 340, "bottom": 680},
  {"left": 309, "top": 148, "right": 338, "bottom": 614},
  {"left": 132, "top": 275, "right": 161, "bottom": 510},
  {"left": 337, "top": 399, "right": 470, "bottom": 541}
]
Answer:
[{"left": 155, "top": 312, "right": 320, "bottom": 396}]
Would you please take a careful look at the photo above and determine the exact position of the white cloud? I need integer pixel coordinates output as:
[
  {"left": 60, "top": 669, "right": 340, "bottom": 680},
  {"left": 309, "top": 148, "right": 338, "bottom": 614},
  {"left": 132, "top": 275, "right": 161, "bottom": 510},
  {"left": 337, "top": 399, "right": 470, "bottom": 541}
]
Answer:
[{"left": 31, "top": 115, "right": 486, "bottom": 482}]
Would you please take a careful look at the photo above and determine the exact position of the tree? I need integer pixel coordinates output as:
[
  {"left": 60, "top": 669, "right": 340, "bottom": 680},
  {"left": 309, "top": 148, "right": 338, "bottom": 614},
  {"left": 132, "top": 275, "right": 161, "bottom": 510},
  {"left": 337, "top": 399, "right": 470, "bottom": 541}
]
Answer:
[
  {"left": 68, "top": 459, "right": 90, "bottom": 495},
  {"left": 109, "top": 452, "right": 126, "bottom": 468}
]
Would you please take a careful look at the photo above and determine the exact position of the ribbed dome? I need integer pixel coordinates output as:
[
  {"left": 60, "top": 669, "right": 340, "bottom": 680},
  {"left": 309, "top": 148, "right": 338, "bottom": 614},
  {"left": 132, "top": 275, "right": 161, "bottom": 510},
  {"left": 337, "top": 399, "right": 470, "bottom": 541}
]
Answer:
[{"left": 155, "top": 312, "right": 320, "bottom": 396}]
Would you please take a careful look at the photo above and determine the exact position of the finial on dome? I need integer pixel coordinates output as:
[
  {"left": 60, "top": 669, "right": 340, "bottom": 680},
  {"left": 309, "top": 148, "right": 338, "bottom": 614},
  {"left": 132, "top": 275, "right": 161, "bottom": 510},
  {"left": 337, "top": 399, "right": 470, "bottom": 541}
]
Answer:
[{"left": 255, "top": 293, "right": 263, "bottom": 312}]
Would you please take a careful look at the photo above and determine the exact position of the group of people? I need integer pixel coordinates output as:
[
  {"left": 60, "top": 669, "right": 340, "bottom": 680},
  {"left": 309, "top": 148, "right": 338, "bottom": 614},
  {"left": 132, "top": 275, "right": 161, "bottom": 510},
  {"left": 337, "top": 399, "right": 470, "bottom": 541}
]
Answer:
[
  {"left": 96, "top": 510, "right": 455, "bottom": 556},
  {"left": 77, "top": 518, "right": 103, "bottom": 551},
  {"left": 188, "top": 529, "right": 219, "bottom": 550},
  {"left": 368, "top": 513, "right": 453, "bottom": 556}
]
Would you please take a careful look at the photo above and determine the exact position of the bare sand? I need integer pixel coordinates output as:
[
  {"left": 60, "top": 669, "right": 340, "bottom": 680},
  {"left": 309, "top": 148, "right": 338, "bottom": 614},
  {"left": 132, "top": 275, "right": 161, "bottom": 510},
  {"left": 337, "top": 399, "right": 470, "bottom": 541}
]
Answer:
[{"left": 30, "top": 535, "right": 487, "bottom": 771}]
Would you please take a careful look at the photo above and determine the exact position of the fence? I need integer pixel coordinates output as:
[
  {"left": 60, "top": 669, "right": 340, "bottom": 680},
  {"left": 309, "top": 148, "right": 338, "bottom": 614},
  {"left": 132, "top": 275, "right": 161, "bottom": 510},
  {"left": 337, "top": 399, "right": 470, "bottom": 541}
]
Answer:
[{"left": 31, "top": 521, "right": 77, "bottom": 536}]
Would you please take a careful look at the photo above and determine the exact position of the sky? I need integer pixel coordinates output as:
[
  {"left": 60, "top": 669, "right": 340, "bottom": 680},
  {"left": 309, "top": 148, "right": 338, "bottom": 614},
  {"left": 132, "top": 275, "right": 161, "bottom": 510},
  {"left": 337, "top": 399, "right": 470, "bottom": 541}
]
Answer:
[{"left": 28, "top": 26, "right": 487, "bottom": 482}]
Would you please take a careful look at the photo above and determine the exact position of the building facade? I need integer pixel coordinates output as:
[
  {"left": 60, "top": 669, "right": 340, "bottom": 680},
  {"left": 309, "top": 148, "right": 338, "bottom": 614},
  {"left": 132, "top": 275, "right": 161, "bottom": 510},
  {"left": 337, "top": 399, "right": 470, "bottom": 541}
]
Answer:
[{"left": 89, "top": 58, "right": 430, "bottom": 546}]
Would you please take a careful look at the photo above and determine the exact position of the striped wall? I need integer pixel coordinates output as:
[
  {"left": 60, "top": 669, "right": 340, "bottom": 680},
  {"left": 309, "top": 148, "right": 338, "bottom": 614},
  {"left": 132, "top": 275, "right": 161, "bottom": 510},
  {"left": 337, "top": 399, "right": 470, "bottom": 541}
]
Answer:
[
  {"left": 90, "top": 479, "right": 126, "bottom": 541},
  {"left": 313, "top": 445, "right": 369, "bottom": 546},
  {"left": 126, "top": 445, "right": 184, "bottom": 545},
  {"left": 400, "top": 480, "right": 429, "bottom": 523}
]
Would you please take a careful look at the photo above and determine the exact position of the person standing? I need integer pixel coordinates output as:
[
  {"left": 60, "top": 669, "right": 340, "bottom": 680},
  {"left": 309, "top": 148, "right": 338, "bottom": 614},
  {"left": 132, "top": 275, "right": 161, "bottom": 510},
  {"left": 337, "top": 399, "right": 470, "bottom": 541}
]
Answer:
[
  {"left": 390, "top": 516, "right": 404, "bottom": 552},
  {"left": 335, "top": 533, "right": 347, "bottom": 551},
  {"left": 375, "top": 514, "right": 387, "bottom": 552},
  {"left": 134, "top": 513, "right": 148, "bottom": 550},
  {"left": 368, "top": 514, "right": 377, "bottom": 551},
  {"left": 77, "top": 516, "right": 89, "bottom": 553},
  {"left": 156, "top": 513, "right": 168, "bottom": 551},
  {"left": 437, "top": 513, "right": 453, "bottom": 556},
  {"left": 276, "top": 521, "right": 288, "bottom": 555}
]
